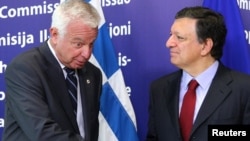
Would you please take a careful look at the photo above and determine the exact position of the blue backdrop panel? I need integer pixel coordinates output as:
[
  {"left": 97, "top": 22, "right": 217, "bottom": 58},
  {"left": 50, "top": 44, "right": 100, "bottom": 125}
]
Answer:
[{"left": 1, "top": 0, "right": 250, "bottom": 140}]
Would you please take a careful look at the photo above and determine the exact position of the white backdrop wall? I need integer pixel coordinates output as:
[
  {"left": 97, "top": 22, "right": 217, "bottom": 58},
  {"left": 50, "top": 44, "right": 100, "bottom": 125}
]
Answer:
[{"left": 0, "top": 0, "right": 250, "bottom": 140}]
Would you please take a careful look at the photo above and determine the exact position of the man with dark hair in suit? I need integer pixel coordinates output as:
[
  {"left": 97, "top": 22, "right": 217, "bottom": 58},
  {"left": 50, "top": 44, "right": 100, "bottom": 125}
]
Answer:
[{"left": 146, "top": 6, "right": 250, "bottom": 141}]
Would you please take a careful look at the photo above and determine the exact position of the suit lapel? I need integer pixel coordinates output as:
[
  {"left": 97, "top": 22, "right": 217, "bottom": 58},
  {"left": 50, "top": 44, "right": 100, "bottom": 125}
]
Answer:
[
  {"left": 192, "top": 64, "right": 232, "bottom": 133},
  {"left": 167, "top": 71, "right": 183, "bottom": 137},
  {"left": 47, "top": 67, "right": 79, "bottom": 130},
  {"left": 39, "top": 43, "right": 79, "bottom": 132},
  {"left": 77, "top": 68, "right": 89, "bottom": 136}
]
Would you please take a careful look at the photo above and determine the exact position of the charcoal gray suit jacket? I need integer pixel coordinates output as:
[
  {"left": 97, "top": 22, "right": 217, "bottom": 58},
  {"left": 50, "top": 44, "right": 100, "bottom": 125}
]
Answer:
[
  {"left": 146, "top": 63, "right": 250, "bottom": 141},
  {"left": 3, "top": 41, "right": 102, "bottom": 141}
]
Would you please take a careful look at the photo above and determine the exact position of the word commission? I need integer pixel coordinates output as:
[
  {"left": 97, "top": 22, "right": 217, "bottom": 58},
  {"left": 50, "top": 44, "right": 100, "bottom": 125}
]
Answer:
[{"left": 0, "top": 1, "right": 59, "bottom": 19}]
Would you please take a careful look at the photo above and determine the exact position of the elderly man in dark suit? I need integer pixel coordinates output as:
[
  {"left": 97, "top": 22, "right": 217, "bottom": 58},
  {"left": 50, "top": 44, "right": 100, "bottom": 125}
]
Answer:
[{"left": 2, "top": 0, "right": 102, "bottom": 141}]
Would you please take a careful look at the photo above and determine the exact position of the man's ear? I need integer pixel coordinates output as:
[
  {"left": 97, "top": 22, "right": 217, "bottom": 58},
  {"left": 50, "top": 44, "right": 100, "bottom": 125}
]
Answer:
[
  {"left": 201, "top": 38, "right": 213, "bottom": 56},
  {"left": 49, "top": 27, "right": 59, "bottom": 45}
]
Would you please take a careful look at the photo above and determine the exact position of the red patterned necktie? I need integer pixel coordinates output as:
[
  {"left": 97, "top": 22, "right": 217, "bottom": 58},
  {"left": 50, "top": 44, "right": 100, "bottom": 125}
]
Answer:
[{"left": 180, "top": 79, "right": 199, "bottom": 141}]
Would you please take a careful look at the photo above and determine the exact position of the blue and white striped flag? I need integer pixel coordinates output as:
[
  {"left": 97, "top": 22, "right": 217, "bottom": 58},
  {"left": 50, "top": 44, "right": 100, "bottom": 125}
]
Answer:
[
  {"left": 88, "top": 0, "right": 139, "bottom": 141},
  {"left": 59, "top": 0, "right": 139, "bottom": 140}
]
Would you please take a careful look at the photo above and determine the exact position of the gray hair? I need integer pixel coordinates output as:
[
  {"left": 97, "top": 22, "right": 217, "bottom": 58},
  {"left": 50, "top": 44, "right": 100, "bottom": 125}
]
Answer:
[{"left": 51, "top": 0, "right": 100, "bottom": 37}]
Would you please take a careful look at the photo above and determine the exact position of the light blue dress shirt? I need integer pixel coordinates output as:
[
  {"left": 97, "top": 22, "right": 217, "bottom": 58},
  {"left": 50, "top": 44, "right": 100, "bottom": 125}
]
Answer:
[{"left": 179, "top": 61, "right": 219, "bottom": 123}]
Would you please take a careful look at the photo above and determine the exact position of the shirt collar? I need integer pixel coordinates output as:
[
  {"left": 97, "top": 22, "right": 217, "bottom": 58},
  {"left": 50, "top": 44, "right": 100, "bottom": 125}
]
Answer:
[
  {"left": 47, "top": 40, "right": 65, "bottom": 69},
  {"left": 182, "top": 61, "right": 219, "bottom": 89}
]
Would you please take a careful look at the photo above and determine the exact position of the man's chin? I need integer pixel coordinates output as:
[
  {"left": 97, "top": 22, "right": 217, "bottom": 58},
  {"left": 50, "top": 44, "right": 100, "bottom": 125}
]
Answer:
[{"left": 75, "top": 63, "right": 85, "bottom": 69}]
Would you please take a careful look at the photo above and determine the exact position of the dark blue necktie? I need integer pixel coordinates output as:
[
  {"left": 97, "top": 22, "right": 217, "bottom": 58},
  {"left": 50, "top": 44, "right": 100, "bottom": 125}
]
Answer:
[{"left": 65, "top": 67, "right": 77, "bottom": 115}]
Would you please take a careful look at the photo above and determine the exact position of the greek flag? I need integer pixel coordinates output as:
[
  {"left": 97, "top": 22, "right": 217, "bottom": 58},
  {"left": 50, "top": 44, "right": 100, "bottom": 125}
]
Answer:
[
  {"left": 203, "top": 0, "right": 250, "bottom": 74},
  {"left": 88, "top": 0, "right": 139, "bottom": 141}
]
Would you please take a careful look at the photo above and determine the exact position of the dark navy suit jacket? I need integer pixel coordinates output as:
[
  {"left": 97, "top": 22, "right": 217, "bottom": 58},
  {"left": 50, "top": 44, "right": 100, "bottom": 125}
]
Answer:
[
  {"left": 3, "top": 41, "right": 102, "bottom": 141},
  {"left": 146, "top": 63, "right": 250, "bottom": 141}
]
